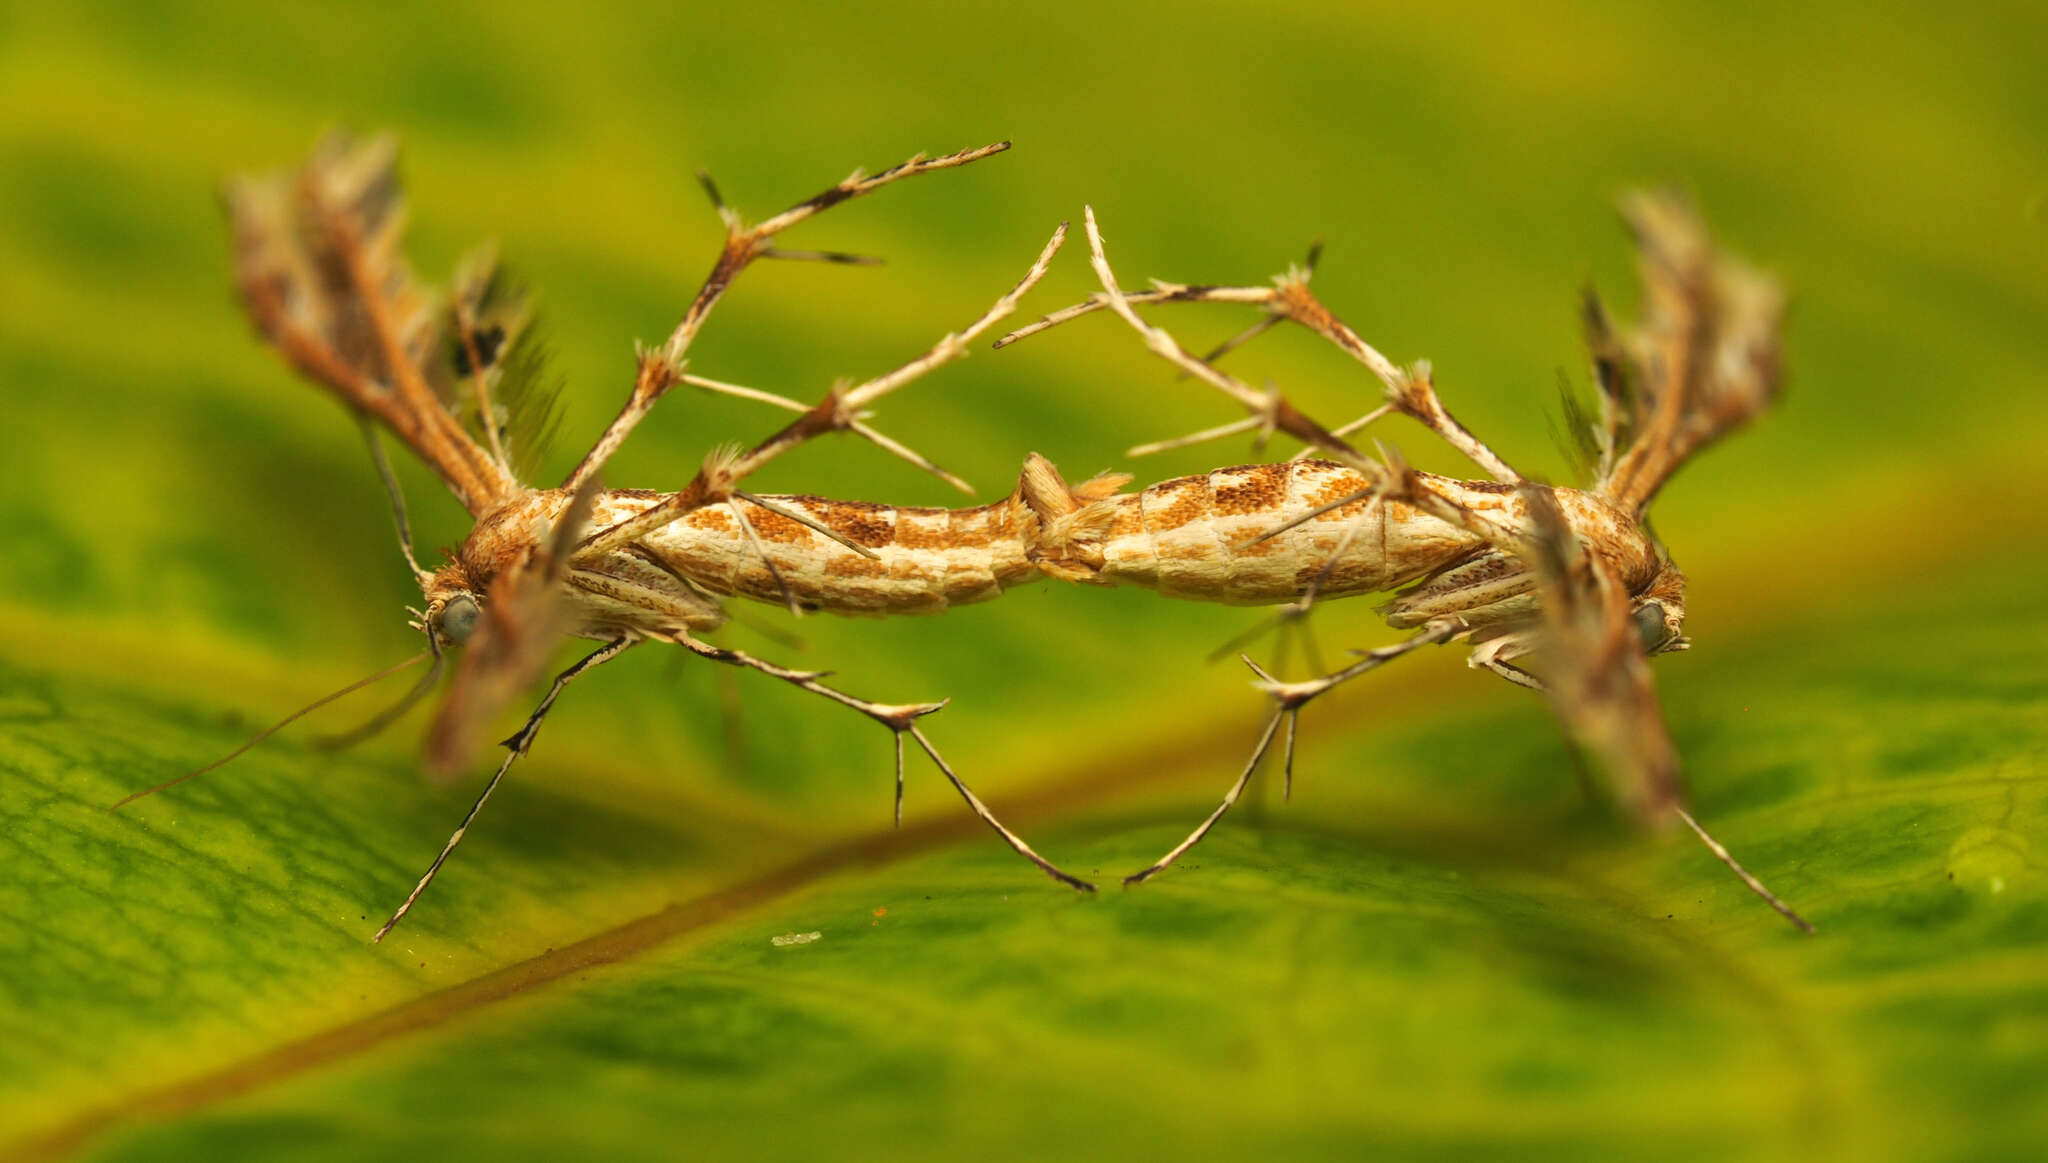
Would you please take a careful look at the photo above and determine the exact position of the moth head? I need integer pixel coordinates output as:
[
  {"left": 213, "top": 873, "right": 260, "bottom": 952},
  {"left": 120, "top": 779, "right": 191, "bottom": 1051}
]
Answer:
[
  {"left": 420, "top": 566, "right": 482, "bottom": 648},
  {"left": 1633, "top": 560, "right": 1690, "bottom": 655}
]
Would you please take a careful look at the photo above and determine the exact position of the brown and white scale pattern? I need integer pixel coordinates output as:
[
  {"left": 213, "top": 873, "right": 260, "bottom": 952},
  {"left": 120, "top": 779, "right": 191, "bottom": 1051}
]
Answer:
[
  {"left": 433, "top": 477, "right": 1049, "bottom": 637},
  {"left": 431, "top": 452, "right": 1664, "bottom": 654},
  {"left": 1023, "top": 455, "right": 1659, "bottom": 630}
]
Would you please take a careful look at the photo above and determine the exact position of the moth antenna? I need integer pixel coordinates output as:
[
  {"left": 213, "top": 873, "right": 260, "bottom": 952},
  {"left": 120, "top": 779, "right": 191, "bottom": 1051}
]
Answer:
[
  {"left": 110, "top": 650, "right": 433, "bottom": 811},
  {"left": 314, "top": 633, "right": 447, "bottom": 751},
  {"left": 1675, "top": 807, "right": 1815, "bottom": 934},
  {"left": 358, "top": 417, "right": 431, "bottom": 585}
]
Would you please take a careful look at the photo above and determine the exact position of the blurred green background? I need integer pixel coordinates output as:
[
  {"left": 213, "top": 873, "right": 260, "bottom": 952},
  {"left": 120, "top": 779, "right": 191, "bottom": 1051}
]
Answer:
[{"left": 3, "top": 2, "right": 2044, "bottom": 1160}]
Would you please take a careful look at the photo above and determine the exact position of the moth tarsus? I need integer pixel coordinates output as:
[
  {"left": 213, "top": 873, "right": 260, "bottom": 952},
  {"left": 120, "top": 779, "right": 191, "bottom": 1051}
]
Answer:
[
  {"left": 374, "top": 633, "right": 633, "bottom": 944},
  {"left": 1004, "top": 197, "right": 1810, "bottom": 932}
]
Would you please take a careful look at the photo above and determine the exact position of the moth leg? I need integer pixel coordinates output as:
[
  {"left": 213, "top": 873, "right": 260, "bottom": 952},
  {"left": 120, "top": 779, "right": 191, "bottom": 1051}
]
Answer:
[
  {"left": 373, "top": 635, "right": 635, "bottom": 943},
  {"left": 1512, "top": 486, "right": 1810, "bottom": 932},
  {"left": 1204, "top": 598, "right": 1314, "bottom": 667},
  {"left": 994, "top": 280, "right": 1283, "bottom": 350},
  {"left": 1125, "top": 618, "right": 1464, "bottom": 886},
  {"left": 1287, "top": 405, "right": 1396, "bottom": 463},
  {"left": 1272, "top": 601, "right": 1331, "bottom": 683},
  {"left": 1066, "top": 209, "right": 1374, "bottom": 474},
  {"left": 1208, "top": 496, "right": 1381, "bottom": 675},
  {"left": 1001, "top": 215, "right": 1518, "bottom": 483},
  {"left": 1676, "top": 808, "right": 1815, "bottom": 934},
  {"left": 572, "top": 221, "right": 1070, "bottom": 565},
  {"left": 997, "top": 237, "right": 1329, "bottom": 366},
  {"left": 715, "top": 662, "right": 748, "bottom": 782},
  {"left": 566, "top": 140, "right": 1015, "bottom": 490},
  {"left": 670, "top": 633, "right": 1096, "bottom": 892},
  {"left": 1263, "top": 275, "right": 1520, "bottom": 483},
  {"left": 1475, "top": 655, "right": 1547, "bottom": 693},
  {"left": 1002, "top": 268, "right": 1379, "bottom": 468}
]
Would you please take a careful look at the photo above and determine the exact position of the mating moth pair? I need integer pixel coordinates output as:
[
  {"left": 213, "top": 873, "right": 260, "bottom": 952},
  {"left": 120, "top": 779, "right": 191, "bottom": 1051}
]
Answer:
[{"left": 124, "top": 133, "right": 1807, "bottom": 939}]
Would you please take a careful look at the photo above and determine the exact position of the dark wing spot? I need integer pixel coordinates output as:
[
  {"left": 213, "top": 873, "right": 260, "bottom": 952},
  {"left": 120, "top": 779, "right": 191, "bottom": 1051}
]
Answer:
[{"left": 451, "top": 323, "right": 507, "bottom": 375}]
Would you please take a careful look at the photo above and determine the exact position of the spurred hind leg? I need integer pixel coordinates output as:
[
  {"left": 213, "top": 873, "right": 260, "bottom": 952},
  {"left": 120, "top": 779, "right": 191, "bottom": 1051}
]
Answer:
[
  {"left": 1124, "top": 618, "right": 1465, "bottom": 885},
  {"left": 997, "top": 212, "right": 1518, "bottom": 483},
  {"left": 668, "top": 632, "right": 1095, "bottom": 892}
]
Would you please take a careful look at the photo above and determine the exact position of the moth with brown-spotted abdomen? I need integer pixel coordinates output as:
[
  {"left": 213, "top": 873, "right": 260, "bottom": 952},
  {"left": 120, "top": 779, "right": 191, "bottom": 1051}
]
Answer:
[
  {"left": 123, "top": 132, "right": 1098, "bottom": 941},
  {"left": 1000, "top": 197, "right": 1812, "bottom": 931}
]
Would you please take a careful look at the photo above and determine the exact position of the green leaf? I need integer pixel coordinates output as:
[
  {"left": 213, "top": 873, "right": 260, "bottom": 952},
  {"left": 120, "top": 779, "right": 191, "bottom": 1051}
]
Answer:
[{"left": 8, "top": 575, "right": 2046, "bottom": 1162}]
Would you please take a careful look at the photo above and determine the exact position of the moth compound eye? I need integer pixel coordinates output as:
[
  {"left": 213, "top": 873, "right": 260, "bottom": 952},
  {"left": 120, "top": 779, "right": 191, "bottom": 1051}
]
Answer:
[
  {"left": 1632, "top": 601, "right": 1671, "bottom": 652},
  {"left": 438, "top": 594, "right": 480, "bottom": 644}
]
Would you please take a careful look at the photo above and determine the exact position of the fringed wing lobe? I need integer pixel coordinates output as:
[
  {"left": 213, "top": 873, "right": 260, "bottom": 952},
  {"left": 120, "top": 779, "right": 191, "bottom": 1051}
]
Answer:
[
  {"left": 1596, "top": 190, "right": 1786, "bottom": 515},
  {"left": 426, "top": 482, "right": 599, "bottom": 776},
  {"left": 224, "top": 132, "right": 520, "bottom": 515},
  {"left": 444, "top": 247, "right": 564, "bottom": 482},
  {"left": 1519, "top": 484, "right": 1684, "bottom": 825}
]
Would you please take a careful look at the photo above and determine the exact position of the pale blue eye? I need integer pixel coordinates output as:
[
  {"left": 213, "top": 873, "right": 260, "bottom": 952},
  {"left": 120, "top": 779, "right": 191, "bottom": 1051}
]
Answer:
[
  {"left": 438, "top": 595, "right": 480, "bottom": 644},
  {"left": 1632, "top": 601, "right": 1670, "bottom": 652}
]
